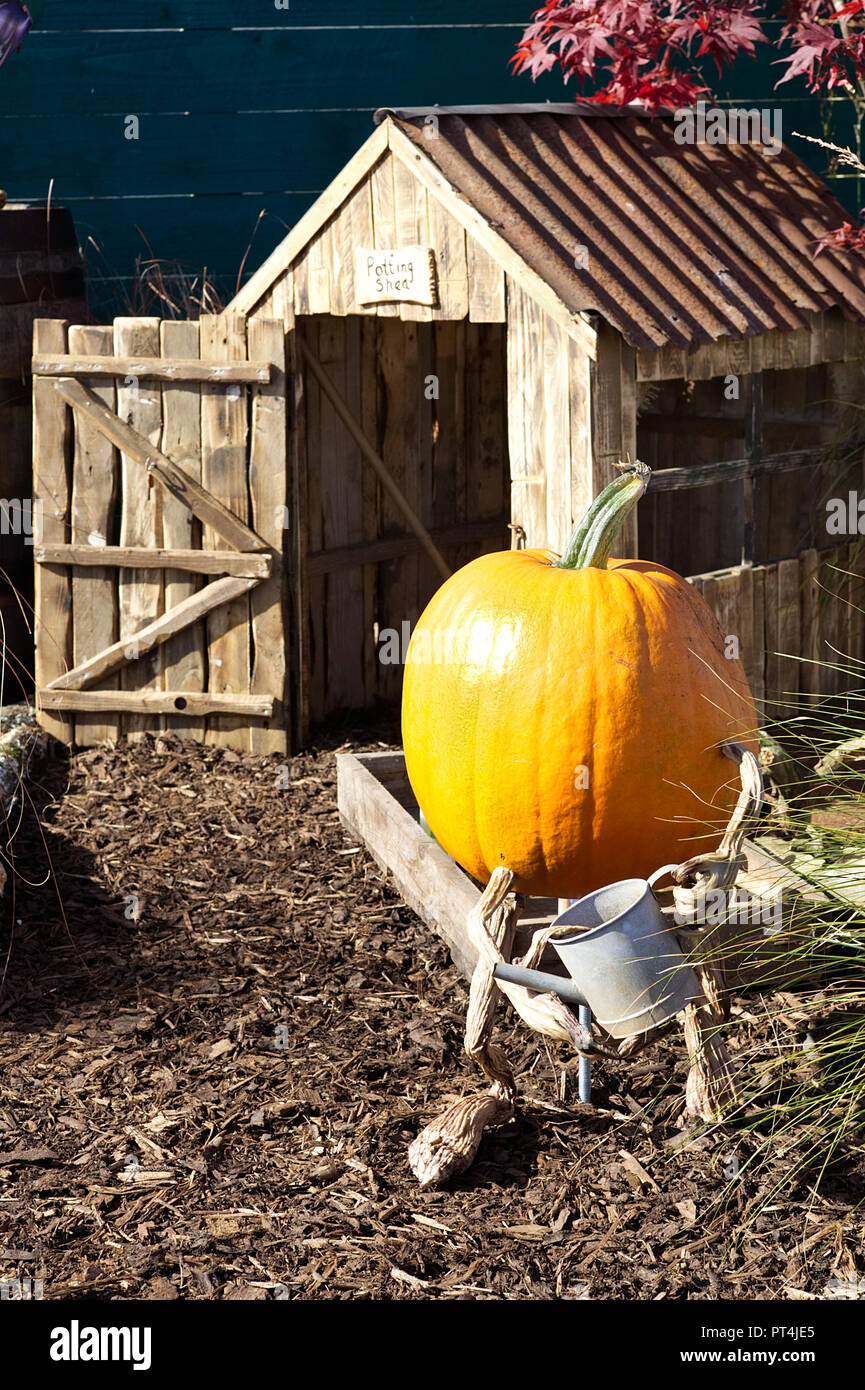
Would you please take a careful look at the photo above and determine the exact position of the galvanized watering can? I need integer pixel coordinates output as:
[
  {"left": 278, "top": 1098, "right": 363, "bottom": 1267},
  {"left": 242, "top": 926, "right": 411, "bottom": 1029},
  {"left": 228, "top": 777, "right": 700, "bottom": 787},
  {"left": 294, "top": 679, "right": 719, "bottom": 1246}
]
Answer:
[{"left": 494, "top": 866, "right": 700, "bottom": 1038}]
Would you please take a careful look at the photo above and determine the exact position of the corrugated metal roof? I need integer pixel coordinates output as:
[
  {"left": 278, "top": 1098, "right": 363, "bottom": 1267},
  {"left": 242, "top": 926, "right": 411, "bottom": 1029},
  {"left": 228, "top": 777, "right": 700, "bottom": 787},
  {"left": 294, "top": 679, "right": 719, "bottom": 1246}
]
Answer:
[{"left": 384, "top": 107, "right": 865, "bottom": 351}]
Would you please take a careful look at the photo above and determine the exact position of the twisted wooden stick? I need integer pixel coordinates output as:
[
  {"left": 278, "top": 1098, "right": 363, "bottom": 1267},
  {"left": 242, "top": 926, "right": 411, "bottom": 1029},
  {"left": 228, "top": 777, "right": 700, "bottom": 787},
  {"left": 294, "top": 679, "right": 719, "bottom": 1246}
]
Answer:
[{"left": 674, "top": 741, "right": 764, "bottom": 1121}]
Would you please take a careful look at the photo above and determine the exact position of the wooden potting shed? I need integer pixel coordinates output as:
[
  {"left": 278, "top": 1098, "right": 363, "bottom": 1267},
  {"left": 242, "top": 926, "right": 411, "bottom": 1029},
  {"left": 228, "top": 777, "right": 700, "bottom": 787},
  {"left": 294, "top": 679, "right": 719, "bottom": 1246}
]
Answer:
[{"left": 33, "top": 106, "right": 865, "bottom": 753}]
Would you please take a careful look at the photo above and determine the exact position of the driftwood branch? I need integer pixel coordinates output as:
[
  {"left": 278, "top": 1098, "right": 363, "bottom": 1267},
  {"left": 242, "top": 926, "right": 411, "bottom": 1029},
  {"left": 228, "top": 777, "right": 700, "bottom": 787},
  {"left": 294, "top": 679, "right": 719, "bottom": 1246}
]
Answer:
[{"left": 0, "top": 707, "right": 45, "bottom": 900}]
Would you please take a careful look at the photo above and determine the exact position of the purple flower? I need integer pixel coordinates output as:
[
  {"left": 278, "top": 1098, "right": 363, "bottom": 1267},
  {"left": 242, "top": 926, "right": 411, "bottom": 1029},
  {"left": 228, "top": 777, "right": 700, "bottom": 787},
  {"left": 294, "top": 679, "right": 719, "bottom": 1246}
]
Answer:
[{"left": 0, "top": 2, "right": 31, "bottom": 69}]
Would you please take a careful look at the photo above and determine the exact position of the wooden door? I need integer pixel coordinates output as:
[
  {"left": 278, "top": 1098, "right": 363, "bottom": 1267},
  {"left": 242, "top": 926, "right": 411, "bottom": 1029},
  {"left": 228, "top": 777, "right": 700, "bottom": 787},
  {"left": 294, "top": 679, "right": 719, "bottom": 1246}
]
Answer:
[{"left": 32, "top": 314, "right": 289, "bottom": 753}]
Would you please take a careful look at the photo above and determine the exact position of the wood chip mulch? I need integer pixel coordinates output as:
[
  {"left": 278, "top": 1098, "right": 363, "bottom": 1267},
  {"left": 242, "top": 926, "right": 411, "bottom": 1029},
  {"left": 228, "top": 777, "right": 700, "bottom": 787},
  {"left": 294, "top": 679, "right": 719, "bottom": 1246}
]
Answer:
[{"left": 0, "top": 721, "right": 862, "bottom": 1301}]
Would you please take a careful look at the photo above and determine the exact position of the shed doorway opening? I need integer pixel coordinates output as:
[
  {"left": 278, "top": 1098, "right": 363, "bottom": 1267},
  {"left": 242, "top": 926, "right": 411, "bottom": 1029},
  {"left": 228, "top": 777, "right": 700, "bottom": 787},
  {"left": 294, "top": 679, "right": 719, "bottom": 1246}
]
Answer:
[{"left": 296, "top": 314, "right": 510, "bottom": 720}]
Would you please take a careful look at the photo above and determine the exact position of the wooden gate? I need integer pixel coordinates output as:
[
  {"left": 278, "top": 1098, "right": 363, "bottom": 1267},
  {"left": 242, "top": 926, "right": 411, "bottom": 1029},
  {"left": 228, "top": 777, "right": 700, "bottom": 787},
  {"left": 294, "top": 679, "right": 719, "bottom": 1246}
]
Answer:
[{"left": 32, "top": 313, "right": 288, "bottom": 753}]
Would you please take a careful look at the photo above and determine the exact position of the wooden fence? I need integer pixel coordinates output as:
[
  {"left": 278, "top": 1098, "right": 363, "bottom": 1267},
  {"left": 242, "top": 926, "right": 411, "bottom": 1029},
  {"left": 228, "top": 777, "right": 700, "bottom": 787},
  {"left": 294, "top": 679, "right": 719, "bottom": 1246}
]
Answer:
[
  {"left": 691, "top": 542, "right": 865, "bottom": 727},
  {"left": 32, "top": 313, "right": 288, "bottom": 752}
]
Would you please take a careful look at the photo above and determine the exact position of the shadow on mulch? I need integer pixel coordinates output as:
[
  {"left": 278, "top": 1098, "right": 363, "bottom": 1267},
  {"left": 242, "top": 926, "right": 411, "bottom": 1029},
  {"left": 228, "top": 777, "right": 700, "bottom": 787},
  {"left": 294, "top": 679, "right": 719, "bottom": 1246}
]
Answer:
[
  {"left": 1, "top": 744, "right": 138, "bottom": 1031},
  {"left": 0, "top": 716, "right": 861, "bottom": 1301}
]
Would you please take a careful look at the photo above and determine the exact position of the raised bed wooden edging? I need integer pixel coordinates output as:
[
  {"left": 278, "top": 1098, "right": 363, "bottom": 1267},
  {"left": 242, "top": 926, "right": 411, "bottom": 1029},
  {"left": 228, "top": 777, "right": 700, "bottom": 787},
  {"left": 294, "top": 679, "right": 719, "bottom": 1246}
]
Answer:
[{"left": 337, "top": 749, "right": 825, "bottom": 992}]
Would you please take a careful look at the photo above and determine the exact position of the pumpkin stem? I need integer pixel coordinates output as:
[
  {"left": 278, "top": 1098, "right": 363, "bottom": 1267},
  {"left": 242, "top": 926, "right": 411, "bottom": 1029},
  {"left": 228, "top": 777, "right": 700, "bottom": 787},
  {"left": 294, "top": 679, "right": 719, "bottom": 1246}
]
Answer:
[{"left": 554, "top": 460, "right": 651, "bottom": 571}]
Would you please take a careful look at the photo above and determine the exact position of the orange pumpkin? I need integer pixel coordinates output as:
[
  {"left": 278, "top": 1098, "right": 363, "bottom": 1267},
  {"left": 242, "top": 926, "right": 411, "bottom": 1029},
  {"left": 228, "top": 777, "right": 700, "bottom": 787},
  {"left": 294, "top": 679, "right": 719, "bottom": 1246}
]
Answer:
[{"left": 402, "top": 464, "right": 757, "bottom": 899}]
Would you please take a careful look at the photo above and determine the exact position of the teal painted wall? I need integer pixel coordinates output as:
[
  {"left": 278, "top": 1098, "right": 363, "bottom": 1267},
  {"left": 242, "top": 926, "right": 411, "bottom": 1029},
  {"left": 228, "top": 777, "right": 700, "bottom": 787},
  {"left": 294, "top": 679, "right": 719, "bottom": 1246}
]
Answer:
[{"left": 0, "top": 3, "right": 853, "bottom": 317}]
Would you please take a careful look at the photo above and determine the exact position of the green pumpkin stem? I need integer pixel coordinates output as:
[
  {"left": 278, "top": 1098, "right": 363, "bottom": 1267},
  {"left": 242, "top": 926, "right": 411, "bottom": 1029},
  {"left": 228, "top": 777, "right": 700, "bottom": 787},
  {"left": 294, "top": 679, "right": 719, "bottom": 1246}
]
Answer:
[{"left": 554, "top": 460, "right": 651, "bottom": 571}]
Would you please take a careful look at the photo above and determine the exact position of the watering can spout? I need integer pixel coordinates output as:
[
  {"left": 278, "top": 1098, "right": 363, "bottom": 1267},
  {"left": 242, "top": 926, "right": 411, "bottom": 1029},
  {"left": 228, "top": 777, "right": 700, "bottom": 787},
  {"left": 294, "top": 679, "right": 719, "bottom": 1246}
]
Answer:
[{"left": 493, "top": 961, "right": 588, "bottom": 1008}]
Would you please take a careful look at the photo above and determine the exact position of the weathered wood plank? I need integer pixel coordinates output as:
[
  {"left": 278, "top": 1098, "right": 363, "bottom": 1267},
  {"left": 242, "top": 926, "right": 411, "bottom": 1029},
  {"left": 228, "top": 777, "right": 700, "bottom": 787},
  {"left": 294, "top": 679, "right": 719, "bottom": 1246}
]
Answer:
[
  {"left": 326, "top": 206, "right": 349, "bottom": 318},
  {"left": 651, "top": 447, "right": 822, "bottom": 492},
  {"left": 413, "top": 321, "right": 440, "bottom": 603},
  {"left": 200, "top": 313, "right": 252, "bottom": 748},
  {"left": 36, "top": 545, "right": 270, "bottom": 576},
  {"left": 467, "top": 322, "right": 508, "bottom": 530},
  {"left": 52, "top": 377, "right": 266, "bottom": 553},
  {"left": 248, "top": 316, "right": 288, "bottom": 753},
  {"left": 431, "top": 320, "right": 460, "bottom": 534},
  {"left": 336, "top": 750, "right": 480, "bottom": 980},
  {"left": 40, "top": 689, "right": 273, "bottom": 717},
  {"left": 267, "top": 271, "right": 296, "bottom": 333},
  {"left": 750, "top": 564, "right": 766, "bottom": 715},
  {"left": 543, "top": 314, "right": 571, "bottom": 555},
  {"left": 339, "top": 179, "right": 376, "bottom": 318},
  {"left": 507, "top": 278, "right": 547, "bottom": 548},
  {"left": 392, "top": 150, "right": 433, "bottom": 325},
  {"left": 33, "top": 318, "right": 73, "bottom": 743},
  {"left": 709, "top": 569, "right": 748, "bottom": 699},
  {"left": 68, "top": 324, "right": 118, "bottom": 746},
  {"left": 359, "top": 317, "right": 380, "bottom": 705},
  {"left": 160, "top": 319, "right": 206, "bottom": 740},
  {"left": 591, "top": 322, "right": 638, "bottom": 556},
  {"left": 428, "top": 194, "right": 468, "bottom": 322},
  {"left": 567, "top": 334, "right": 594, "bottom": 526},
  {"left": 378, "top": 317, "right": 421, "bottom": 703},
  {"left": 288, "top": 321, "right": 311, "bottom": 747},
  {"left": 799, "top": 549, "right": 822, "bottom": 702},
  {"left": 293, "top": 250, "right": 311, "bottom": 318},
  {"left": 115, "top": 317, "right": 163, "bottom": 741},
  {"left": 467, "top": 234, "right": 506, "bottom": 324},
  {"left": 369, "top": 155, "right": 400, "bottom": 321},
  {"left": 846, "top": 541, "right": 865, "bottom": 671},
  {"left": 46, "top": 575, "right": 259, "bottom": 692},
  {"left": 34, "top": 354, "right": 270, "bottom": 383},
  {"left": 302, "top": 318, "right": 326, "bottom": 729},
  {"left": 637, "top": 319, "right": 861, "bottom": 383},
  {"left": 306, "top": 230, "right": 331, "bottom": 316},
  {"left": 319, "top": 317, "right": 366, "bottom": 712},
  {"left": 776, "top": 556, "right": 802, "bottom": 720}
]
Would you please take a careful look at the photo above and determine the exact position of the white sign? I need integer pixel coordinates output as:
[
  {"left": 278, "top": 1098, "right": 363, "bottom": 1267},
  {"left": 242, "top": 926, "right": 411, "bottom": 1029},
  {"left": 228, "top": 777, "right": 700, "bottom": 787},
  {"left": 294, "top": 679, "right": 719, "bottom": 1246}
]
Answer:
[{"left": 355, "top": 246, "right": 438, "bottom": 306}]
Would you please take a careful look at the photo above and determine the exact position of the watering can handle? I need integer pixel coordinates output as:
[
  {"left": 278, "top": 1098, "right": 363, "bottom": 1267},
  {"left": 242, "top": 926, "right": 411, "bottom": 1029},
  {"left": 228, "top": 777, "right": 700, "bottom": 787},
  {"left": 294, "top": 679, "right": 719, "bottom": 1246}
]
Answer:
[{"left": 647, "top": 864, "right": 680, "bottom": 891}]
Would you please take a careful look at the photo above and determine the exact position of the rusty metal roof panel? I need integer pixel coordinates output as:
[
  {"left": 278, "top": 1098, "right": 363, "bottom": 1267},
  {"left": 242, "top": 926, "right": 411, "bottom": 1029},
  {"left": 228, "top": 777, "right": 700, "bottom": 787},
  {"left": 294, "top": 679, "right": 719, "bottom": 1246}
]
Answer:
[{"left": 387, "top": 108, "right": 865, "bottom": 350}]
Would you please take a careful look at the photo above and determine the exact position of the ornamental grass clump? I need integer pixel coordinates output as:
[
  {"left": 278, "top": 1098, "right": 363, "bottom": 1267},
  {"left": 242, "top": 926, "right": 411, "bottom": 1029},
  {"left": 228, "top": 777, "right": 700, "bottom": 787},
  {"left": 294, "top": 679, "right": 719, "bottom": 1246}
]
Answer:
[{"left": 690, "top": 675, "right": 865, "bottom": 1215}]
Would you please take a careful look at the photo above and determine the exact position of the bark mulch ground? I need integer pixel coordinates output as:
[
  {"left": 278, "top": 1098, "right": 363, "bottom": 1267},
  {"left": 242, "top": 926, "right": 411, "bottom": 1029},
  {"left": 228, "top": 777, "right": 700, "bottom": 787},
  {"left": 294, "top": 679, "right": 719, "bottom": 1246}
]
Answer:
[{"left": 0, "top": 721, "right": 862, "bottom": 1301}]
